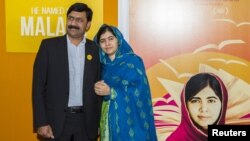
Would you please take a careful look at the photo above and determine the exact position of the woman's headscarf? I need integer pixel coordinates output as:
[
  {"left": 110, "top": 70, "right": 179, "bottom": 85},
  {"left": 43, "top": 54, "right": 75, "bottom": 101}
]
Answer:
[{"left": 94, "top": 24, "right": 134, "bottom": 65}]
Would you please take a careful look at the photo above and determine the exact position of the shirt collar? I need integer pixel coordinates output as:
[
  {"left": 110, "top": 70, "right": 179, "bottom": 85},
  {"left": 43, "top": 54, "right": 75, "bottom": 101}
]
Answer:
[{"left": 66, "top": 35, "right": 86, "bottom": 46}]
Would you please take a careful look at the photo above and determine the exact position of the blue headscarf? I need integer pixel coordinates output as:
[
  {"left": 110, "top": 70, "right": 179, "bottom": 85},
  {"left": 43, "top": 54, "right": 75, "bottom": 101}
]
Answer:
[
  {"left": 94, "top": 24, "right": 134, "bottom": 65},
  {"left": 94, "top": 24, "right": 157, "bottom": 141}
]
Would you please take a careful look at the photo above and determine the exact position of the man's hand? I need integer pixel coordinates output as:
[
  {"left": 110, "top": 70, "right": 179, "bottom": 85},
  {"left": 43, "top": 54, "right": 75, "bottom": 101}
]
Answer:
[{"left": 37, "top": 125, "right": 55, "bottom": 139}]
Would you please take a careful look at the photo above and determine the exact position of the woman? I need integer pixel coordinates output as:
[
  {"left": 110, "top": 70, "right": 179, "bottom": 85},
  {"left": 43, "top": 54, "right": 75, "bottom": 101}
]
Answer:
[
  {"left": 167, "top": 73, "right": 228, "bottom": 141},
  {"left": 94, "top": 24, "right": 157, "bottom": 141}
]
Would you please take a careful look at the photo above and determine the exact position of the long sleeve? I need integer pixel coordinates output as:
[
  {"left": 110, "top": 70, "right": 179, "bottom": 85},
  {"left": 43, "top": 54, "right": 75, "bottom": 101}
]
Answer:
[{"left": 32, "top": 40, "right": 48, "bottom": 129}]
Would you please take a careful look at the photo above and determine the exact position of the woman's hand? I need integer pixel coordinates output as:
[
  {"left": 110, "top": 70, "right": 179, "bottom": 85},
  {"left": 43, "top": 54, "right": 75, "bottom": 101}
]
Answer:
[{"left": 94, "top": 80, "right": 110, "bottom": 96}]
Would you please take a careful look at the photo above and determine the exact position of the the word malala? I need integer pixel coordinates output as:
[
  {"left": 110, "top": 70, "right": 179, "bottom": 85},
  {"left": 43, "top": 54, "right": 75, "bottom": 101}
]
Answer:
[{"left": 20, "top": 16, "right": 65, "bottom": 36}]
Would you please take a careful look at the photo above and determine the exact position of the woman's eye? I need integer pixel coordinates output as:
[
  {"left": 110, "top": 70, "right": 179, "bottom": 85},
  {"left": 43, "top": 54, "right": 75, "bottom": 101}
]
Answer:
[
  {"left": 109, "top": 37, "right": 114, "bottom": 41},
  {"left": 190, "top": 99, "right": 200, "bottom": 103},
  {"left": 208, "top": 99, "right": 216, "bottom": 103},
  {"left": 99, "top": 40, "right": 105, "bottom": 44}
]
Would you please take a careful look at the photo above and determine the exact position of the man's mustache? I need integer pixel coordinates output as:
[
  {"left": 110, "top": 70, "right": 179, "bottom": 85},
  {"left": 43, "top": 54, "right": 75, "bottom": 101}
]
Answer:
[{"left": 68, "top": 25, "right": 80, "bottom": 30}]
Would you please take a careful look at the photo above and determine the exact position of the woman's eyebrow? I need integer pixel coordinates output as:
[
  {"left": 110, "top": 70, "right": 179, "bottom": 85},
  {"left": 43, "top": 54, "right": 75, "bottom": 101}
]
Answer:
[
  {"left": 189, "top": 97, "right": 201, "bottom": 100},
  {"left": 100, "top": 35, "right": 115, "bottom": 40},
  {"left": 207, "top": 96, "right": 218, "bottom": 99}
]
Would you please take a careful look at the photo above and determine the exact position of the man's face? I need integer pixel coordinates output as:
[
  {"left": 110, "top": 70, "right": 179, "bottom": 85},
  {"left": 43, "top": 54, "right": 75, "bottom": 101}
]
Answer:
[{"left": 66, "top": 11, "right": 91, "bottom": 39}]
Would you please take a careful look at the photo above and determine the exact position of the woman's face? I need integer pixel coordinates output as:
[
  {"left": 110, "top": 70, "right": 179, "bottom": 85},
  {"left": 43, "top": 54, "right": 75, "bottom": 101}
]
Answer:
[
  {"left": 187, "top": 86, "right": 222, "bottom": 130},
  {"left": 99, "top": 31, "right": 119, "bottom": 61}
]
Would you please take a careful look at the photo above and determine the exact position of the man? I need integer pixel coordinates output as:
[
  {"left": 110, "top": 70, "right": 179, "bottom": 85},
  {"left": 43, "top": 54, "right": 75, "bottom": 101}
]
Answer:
[{"left": 32, "top": 3, "right": 102, "bottom": 141}]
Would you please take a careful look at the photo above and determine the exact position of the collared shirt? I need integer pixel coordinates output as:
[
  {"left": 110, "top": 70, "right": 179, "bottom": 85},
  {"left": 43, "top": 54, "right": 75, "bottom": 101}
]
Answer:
[{"left": 67, "top": 35, "right": 86, "bottom": 107}]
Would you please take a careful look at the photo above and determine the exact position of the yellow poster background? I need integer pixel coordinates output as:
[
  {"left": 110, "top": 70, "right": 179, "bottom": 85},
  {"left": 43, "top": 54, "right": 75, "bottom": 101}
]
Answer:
[{"left": 5, "top": 0, "right": 103, "bottom": 52}]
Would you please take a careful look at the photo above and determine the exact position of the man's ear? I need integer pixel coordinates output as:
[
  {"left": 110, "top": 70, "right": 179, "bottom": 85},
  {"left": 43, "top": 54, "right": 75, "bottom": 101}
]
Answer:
[{"left": 86, "top": 22, "right": 91, "bottom": 32}]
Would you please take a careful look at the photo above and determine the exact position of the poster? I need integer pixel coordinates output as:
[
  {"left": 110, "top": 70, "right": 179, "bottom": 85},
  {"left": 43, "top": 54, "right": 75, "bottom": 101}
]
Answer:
[{"left": 124, "top": 0, "right": 250, "bottom": 140}]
